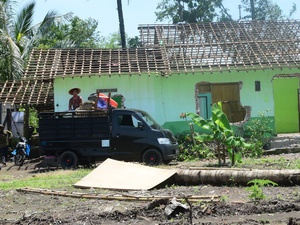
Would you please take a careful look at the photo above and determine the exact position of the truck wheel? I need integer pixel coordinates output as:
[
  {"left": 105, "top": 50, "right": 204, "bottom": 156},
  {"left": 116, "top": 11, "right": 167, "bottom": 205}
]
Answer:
[
  {"left": 60, "top": 151, "right": 78, "bottom": 169},
  {"left": 142, "top": 149, "right": 162, "bottom": 166}
]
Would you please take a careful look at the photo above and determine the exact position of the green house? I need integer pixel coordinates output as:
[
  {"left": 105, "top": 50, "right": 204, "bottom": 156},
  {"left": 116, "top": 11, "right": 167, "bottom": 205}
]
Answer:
[{"left": 1, "top": 20, "right": 300, "bottom": 135}]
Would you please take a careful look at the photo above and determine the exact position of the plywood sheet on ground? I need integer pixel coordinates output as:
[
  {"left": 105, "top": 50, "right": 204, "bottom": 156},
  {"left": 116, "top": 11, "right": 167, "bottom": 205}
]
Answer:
[{"left": 74, "top": 158, "right": 177, "bottom": 190}]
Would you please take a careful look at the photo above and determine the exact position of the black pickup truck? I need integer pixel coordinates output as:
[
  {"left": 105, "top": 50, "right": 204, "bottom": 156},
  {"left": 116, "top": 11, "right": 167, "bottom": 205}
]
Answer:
[{"left": 38, "top": 108, "right": 178, "bottom": 168}]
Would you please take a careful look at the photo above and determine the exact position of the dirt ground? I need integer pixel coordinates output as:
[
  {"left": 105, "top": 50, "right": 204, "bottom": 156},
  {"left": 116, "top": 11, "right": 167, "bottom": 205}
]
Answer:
[{"left": 0, "top": 153, "right": 300, "bottom": 225}]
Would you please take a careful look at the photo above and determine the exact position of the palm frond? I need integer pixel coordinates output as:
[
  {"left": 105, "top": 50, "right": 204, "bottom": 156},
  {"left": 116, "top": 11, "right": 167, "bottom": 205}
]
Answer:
[
  {"left": 29, "top": 11, "right": 72, "bottom": 46},
  {"left": 0, "top": 0, "right": 73, "bottom": 80},
  {"left": 14, "top": 1, "right": 35, "bottom": 43},
  {"left": 35, "top": 11, "right": 73, "bottom": 35},
  {"left": 7, "top": 35, "right": 23, "bottom": 79},
  {"left": 0, "top": 33, "right": 23, "bottom": 80},
  {"left": 0, "top": 0, "right": 17, "bottom": 32}
]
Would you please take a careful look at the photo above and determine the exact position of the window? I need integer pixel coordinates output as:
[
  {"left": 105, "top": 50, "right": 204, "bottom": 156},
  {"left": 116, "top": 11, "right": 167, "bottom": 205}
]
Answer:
[
  {"left": 118, "top": 114, "right": 140, "bottom": 128},
  {"left": 255, "top": 81, "right": 261, "bottom": 92}
]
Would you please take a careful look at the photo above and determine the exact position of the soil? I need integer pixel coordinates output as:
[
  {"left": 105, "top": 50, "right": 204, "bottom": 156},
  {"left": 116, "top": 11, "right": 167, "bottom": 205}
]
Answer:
[{"left": 0, "top": 153, "right": 300, "bottom": 225}]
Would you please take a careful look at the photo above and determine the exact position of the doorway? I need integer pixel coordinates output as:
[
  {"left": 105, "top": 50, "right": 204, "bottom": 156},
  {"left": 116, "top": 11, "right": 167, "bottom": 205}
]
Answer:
[
  {"left": 196, "top": 82, "right": 245, "bottom": 123},
  {"left": 198, "top": 93, "right": 212, "bottom": 119}
]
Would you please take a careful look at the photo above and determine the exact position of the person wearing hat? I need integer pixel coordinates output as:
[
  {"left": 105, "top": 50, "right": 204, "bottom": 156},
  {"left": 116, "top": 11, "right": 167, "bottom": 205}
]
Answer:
[
  {"left": 96, "top": 93, "right": 109, "bottom": 109},
  {"left": 0, "top": 124, "right": 12, "bottom": 167},
  {"left": 68, "top": 88, "right": 83, "bottom": 110}
]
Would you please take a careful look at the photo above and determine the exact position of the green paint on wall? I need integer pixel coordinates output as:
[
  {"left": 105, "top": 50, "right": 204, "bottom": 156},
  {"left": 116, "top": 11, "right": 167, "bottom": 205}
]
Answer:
[
  {"left": 163, "top": 121, "right": 211, "bottom": 135},
  {"left": 273, "top": 77, "right": 299, "bottom": 133},
  {"left": 53, "top": 68, "right": 300, "bottom": 134},
  {"left": 163, "top": 116, "right": 275, "bottom": 136}
]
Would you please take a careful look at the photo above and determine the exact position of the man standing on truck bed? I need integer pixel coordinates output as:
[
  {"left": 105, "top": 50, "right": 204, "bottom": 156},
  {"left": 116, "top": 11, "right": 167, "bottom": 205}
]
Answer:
[{"left": 69, "top": 88, "right": 83, "bottom": 110}]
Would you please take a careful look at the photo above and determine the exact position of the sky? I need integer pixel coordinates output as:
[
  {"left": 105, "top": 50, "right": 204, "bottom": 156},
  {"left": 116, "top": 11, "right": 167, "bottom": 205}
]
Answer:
[{"left": 17, "top": 0, "right": 300, "bottom": 38}]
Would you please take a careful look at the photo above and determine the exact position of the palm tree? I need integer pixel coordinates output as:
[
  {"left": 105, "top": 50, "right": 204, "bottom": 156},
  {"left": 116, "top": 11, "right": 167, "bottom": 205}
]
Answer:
[{"left": 0, "top": 0, "right": 70, "bottom": 81}]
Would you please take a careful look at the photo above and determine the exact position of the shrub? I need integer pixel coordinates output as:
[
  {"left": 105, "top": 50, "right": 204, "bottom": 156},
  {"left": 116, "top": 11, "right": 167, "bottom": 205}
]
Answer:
[
  {"left": 243, "top": 110, "right": 274, "bottom": 158},
  {"left": 177, "top": 133, "right": 215, "bottom": 161},
  {"left": 18, "top": 106, "right": 39, "bottom": 133},
  {"left": 246, "top": 179, "right": 278, "bottom": 202},
  {"left": 181, "top": 102, "right": 251, "bottom": 166}
]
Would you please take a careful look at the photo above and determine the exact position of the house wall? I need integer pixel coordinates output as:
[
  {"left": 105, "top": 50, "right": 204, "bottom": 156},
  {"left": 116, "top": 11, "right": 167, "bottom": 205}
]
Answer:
[{"left": 54, "top": 68, "right": 299, "bottom": 134}]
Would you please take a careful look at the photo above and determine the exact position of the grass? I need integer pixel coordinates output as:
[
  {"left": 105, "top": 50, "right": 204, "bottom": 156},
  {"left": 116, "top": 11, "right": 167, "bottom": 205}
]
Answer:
[
  {"left": 234, "top": 157, "right": 300, "bottom": 170},
  {"left": 1, "top": 155, "right": 299, "bottom": 191},
  {"left": 0, "top": 169, "right": 91, "bottom": 191}
]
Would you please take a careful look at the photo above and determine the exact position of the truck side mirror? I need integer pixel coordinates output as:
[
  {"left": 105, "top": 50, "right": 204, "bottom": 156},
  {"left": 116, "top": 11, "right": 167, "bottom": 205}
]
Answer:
[{"left": 137, "top": 121, "right": 144, "bottom": 130}]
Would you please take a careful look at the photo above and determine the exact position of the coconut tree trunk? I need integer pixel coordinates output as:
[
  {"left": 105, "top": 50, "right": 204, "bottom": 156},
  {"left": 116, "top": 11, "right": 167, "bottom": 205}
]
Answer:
[
  {"left": 117, "top": 0, "right": 126, "bottom": 49},
  {"left": 250, "top": 0, "right": 255, "bottom": 20},
  {"left": 175, "top": 169, "right": 300, "bottom": 186}
]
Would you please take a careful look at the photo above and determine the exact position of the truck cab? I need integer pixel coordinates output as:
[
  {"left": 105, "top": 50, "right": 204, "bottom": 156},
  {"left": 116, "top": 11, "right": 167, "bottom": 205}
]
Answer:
[{"left": 110, "top": 109, "right": 178, "bottom": 164}]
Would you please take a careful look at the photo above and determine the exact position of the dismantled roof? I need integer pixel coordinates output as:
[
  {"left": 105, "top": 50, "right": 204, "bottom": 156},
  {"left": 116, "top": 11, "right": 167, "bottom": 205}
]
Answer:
[
  {"left": 2, "top": 20, "right": 300, "bottom": 104},
  {"left": 23, "top": 48, "right": 166, "bottom": 79},
  {"left": 139, "top": 20, "right": 300, "bottom": 73},
  {"left": 23, "top": 20, "right": 300, "bottom": 80},
  {"left": 0, "top": 80, "right": 53, "bottom": 106}
]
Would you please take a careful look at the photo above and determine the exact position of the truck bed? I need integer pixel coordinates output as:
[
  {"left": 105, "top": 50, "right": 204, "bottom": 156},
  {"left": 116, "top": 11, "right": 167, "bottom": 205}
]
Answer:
[{"left": 38, "top": 110, "right": 111, "bottom": 141}]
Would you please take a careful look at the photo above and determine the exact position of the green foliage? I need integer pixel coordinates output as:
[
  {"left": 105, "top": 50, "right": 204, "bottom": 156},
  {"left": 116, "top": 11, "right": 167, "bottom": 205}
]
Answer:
[
  {"left": 28, "top": 107, "right": 39, "bottom": 130},
  {"left": 18, "top": 106, "right": 39, "bottom": 130},
  {"left": 177, "top": 133, "right": 215, "bottom": 161},
  {"left": 37, "top": 16, "right": 104, "bottom": 49},
  {"left": 182, "top": 102, "right": 251, "bottom": 166},
  {"left": 155, "top": 0, "right": 232, "bottom": 24},
  {"left": 241, "top": 0, "right": 296, "bottom": 20},
  {"left": 220, "top": 195, "right": 229, "bottom": 202},
  {"left": 235, "top": 157, "right": 300, "bottom": 170},
  {"left": 37, "top": 16, "right": 140, "bottom": 49},
  {"left": 128, "top": 36, "right": 142, "bottom": 48},
  {"left": 245, "top": 179, "right": 278, "bottom": 202},
  {"left": 243, "top": 110, "right": 274, "bottom": 158},
  {"left": 101, "top": 32, "right": 122, "bottom": 48},
  {"left": 0, "top": 0, "right": 70, "bottom": 81}
]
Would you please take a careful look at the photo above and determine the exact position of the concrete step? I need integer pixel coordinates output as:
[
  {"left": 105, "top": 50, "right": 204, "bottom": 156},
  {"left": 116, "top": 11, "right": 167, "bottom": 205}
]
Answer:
[{"left": 270, "top": 133, "right": 300, "bottom": 149}]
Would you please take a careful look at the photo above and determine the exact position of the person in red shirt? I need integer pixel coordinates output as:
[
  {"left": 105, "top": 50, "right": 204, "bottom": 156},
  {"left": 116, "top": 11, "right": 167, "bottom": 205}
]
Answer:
[{"left": 68, "top": 88, "right": 83, "bottom": 110}]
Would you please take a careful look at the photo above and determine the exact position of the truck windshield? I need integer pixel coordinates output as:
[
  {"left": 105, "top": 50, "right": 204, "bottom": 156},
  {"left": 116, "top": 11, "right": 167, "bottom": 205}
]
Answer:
[{"left": 137, "top": 111, "right": 161, "bottom": 129}]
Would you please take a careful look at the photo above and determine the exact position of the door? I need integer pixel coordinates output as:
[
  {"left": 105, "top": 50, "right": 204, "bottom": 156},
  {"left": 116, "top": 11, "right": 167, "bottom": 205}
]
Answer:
[
  {"left": 198, "top": 93, "right": 212, "bottom": 119},
  {"left": 211, "top": 83, "right": 244, "bottom": 123},
  {"left": 111, "top": 112, "right": 148, "bottom": 161},
  {"left": 273, "top": 77, "right": 299, "bottom": 133}
]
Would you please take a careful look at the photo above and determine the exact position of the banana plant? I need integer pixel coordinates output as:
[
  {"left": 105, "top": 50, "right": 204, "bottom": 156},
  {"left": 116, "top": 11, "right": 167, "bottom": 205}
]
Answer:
[{"left": 182, "top": 102, "right": 250, "bottom": 166}]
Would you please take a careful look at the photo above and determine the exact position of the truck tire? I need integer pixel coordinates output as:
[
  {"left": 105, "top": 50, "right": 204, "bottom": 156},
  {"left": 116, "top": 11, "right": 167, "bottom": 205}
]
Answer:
[
  {"left": 142, "top": 149, "right": 163, "bottom": 166},
  {"left": 60, "top": 151, "right": 78, "bottom": 169}
]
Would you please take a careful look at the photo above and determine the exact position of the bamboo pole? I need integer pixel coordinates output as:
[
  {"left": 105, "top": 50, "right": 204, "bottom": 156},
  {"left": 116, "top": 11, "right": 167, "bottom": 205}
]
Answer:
[{"left": 17, "top": 187, "right": 220, "bottom": 203}]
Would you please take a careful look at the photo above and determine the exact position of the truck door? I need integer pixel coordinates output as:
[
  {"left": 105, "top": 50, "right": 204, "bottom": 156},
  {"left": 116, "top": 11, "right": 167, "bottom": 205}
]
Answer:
[{"left": 111, "top": 112, "right": 148, "bottom": 161}]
